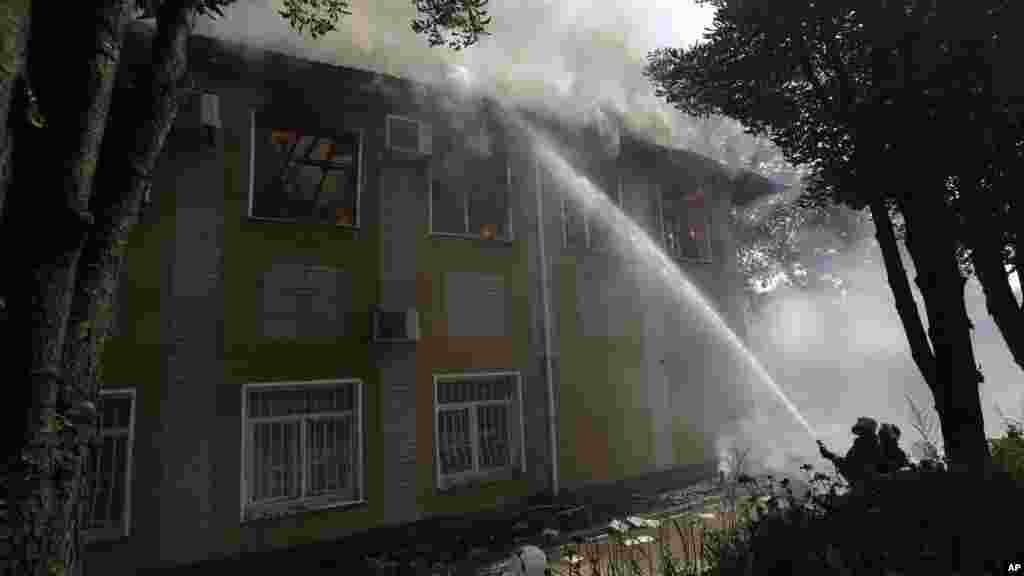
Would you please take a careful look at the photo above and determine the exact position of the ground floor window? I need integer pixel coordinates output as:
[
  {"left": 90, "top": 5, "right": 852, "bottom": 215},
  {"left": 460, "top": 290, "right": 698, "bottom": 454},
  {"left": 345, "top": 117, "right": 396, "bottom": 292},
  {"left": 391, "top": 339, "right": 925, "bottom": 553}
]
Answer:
[
  {"left": 434, "top": 372, "right": 523, "bottom": 490},
  {"left": 242, "top": 379, "right": 363, "bottom": 519},
  {"left": 88, "top": 389, "right": 135, "bottom": 540}
]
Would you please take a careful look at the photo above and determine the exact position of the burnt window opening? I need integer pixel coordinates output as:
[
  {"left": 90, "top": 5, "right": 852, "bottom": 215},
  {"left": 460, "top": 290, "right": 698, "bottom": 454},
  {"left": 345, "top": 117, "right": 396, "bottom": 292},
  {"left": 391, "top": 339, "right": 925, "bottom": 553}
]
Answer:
[
  {"left": 250, "top": 116, "right": 361, "bottom": 227},
  {"left": 662, "top": 186, "right": 712, "bottom": 263}
]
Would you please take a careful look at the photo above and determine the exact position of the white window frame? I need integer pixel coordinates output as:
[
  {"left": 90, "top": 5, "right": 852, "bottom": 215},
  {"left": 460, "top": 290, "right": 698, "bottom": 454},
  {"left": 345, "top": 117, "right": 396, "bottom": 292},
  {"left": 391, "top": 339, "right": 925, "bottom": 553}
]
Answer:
[
  {"left": 239, "top": 379, "right": 365, "bottom": 521},
  {"left": 247, "top": 110, "right": 364, "bottom": 229},
  {"left": 385, "top": 114, "right": 432, "bottom": 156},
  {"left": 562, "top": 172, "right": 623, "bottom": 251},
  {"left": 433, "top": 371, "right": 525, "bottom": 491},
  {"left": 657, "top": 183, "right": 713, "bottom": 264},
  {"left": 86, "top": 388, "right": 136, "bottom": 542},
  {"left": 428, "top": 147, "right": 514, "bottom": 242}
]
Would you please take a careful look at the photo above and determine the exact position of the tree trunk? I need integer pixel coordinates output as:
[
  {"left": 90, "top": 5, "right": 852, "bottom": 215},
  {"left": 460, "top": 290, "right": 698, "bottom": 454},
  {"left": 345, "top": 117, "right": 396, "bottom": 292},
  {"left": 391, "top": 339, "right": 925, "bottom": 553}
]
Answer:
[
  {"left": 0, "top": 0, "right": 31, "bottom": 223},
  {"left": 2, "top": 2, "right": 131, "bottom": 575},
  {"left": 59, "top": 3, "right": 195, "bottom": 570},
  {"left": 900, "top": 195, "right": 990, "bottom": 475},
  {"left": 969, "top": 229, "right": 1024, "bottom": 372},
  {"left": 868, "top": 198, "right": 938, "bottom": 391}
]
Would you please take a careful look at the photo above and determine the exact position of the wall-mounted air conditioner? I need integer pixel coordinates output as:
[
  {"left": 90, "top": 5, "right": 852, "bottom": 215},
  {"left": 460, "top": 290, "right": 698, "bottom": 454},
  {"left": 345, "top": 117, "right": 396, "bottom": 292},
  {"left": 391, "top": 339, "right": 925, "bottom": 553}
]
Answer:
[
  {"left": 386, "top": 115, "right": 432, "bottom": 156},
  {"left": 372, "top": 307, "right": 420, "bottom": 342}
]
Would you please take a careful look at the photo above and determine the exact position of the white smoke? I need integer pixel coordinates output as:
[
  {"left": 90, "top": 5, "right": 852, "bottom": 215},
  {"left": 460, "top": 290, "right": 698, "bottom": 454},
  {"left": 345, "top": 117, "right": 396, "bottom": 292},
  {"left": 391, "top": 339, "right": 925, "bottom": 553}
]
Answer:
[
  {"left": 737, "top": 212, "right": 1024, "bottom": 477},
  {"left": 193, "top": 0, "right": 786, "bottom": 168}
]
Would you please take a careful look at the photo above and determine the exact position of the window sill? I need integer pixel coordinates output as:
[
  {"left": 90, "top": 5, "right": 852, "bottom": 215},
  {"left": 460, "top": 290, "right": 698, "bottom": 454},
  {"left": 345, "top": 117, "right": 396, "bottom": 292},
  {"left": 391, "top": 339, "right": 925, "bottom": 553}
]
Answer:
[
  {"left": 437, "top": 467, "right": 523, "bottom": 494},
  {"left": 245, "top": 215, "right": 362, "bottom": 231},
  {"left": 428, "top": 231, "right": 515, "bottom": 245},
  {"left": 242, "top": 497, "right": 367, "bottom": 523}
]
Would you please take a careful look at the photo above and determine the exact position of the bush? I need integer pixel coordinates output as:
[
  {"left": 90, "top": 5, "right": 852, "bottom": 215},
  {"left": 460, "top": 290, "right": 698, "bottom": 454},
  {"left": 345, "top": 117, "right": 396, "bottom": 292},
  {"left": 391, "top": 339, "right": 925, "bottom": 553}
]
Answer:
[
  {"left": 990, "top": 422, "right": 1024, "bottom": 486},
  {"left": 696, "top": 464, "right": 1024, "bottom": 575}
]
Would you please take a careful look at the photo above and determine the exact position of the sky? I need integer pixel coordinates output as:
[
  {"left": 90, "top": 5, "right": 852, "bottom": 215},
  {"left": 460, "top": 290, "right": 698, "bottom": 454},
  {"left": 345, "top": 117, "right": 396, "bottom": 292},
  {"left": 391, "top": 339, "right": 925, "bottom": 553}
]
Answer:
[{"left": 194, "top": 1, "right": 1023, "bottom": 476}]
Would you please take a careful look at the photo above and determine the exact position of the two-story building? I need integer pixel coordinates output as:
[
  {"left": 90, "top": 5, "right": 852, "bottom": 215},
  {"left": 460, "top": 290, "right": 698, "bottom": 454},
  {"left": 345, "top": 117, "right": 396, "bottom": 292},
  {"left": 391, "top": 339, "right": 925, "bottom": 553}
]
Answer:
[{"left": 80, "top": 24, "right": 773, "bottom": 574}]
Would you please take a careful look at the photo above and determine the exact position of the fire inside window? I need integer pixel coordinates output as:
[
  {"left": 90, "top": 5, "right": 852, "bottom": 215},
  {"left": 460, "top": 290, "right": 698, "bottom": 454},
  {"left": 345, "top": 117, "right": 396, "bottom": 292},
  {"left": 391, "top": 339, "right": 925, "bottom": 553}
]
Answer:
[
  {"left": 253, "top": 127, "right": 359, "bottom": 226},
  {"left": 685, "top": 189, "right": 706, "bottom": 244},
  {"left": 664, "top": 187, "right": 711, "bottom": 262}
]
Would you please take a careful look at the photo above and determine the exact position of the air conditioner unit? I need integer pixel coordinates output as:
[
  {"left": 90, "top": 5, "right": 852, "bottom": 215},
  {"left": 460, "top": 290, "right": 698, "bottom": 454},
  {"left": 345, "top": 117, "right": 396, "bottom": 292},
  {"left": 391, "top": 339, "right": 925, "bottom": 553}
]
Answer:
[
  {"left": 372, "top": 307, "right": 420, "bottom": 342},
  {"left": 386, "top": 115, "right": 432, "bottom": 156}
]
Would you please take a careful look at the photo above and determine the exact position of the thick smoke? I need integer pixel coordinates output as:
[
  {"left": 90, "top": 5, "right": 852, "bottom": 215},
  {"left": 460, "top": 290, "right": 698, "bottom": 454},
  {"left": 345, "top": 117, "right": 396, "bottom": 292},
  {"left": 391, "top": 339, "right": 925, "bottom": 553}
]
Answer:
[
  {"left": 730, "top": 212, "right": 1024, "bottom": 477},
  {"left": 194, "top": 0, "right": 777, "bottom": 166}
]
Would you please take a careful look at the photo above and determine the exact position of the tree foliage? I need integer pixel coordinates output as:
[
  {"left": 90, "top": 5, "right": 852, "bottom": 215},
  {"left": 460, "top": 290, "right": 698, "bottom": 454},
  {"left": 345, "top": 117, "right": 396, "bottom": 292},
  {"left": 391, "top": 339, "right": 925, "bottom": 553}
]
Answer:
[{"left": 645, "top": 0, "right": 1023, "bottom": 483}]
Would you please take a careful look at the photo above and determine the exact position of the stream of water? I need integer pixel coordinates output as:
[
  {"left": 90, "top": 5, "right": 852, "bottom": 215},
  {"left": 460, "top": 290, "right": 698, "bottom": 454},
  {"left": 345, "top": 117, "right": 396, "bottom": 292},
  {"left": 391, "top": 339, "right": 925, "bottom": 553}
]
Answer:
[{"left": 515, "top": 115, "right": 817, "bottom": 441}]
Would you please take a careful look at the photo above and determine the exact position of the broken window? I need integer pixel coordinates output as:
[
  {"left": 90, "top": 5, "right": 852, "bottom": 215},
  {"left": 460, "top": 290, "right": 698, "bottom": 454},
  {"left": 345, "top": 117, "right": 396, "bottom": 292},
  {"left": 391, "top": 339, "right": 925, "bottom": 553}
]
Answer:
[
  {"left": 250, "top": 117, "right": 361, "bottom": 226},
  {"left": 662, "top": 186, "right": 712, "bottom": 262}
]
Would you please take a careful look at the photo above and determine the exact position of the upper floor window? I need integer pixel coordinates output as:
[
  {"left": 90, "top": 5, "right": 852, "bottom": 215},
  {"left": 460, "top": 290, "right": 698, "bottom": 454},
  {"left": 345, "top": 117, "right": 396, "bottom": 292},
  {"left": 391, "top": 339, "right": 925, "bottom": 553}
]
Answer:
[
  {"left": 434, "top": 372, "right": 524, "bottom": 491},
  {"left": 249, "top": 112, "right": 362, "bottom": 227},
  {"left": 661, "top": 187, "right": 712, "bottom": 263},
  {"left": 241, "top": 380, "right": 364, "bottom": 520},
  {"left": 88, "top": 389, "right": 135, "bottom": 541},
  {"left": 430, "top": 123, "right": 511, "bottom": 241},
  {"left": 562, "top": 172, "right": 622, "bottom": 252}
]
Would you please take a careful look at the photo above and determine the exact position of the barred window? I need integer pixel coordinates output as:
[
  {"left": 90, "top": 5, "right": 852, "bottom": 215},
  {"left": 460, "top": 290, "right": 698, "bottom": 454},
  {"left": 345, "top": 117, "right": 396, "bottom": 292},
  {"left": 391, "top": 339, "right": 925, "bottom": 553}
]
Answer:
[
  {"left": 88, "top": 390, "right": 135, "bottom": 540},
  {"left": 434, "top": 373, "right": 522, "bottom": 490},
  {"left": 243, "top": 380, "right": 363, "bottom": 519}
]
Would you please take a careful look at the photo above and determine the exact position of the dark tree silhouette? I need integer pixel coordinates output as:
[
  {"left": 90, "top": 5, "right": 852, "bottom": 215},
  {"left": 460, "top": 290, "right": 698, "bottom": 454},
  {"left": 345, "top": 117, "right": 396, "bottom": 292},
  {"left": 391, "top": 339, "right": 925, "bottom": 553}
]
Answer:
[{"left": 646, "top": 0, "right": 1024, "bottom": 478}]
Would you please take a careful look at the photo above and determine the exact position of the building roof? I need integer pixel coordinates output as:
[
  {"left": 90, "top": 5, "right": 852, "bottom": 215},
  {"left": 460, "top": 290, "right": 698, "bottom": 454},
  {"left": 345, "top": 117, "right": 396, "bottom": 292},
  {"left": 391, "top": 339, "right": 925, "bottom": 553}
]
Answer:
[{"left": 126, "top": 22, "right": 779, "bottom": 208}]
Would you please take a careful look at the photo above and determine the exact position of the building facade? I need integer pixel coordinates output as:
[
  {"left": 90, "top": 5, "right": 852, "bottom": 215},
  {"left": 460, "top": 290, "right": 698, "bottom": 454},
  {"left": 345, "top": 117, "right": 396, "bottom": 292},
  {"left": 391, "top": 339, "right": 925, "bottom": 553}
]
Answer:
[{"left": 81, "top": 25, "right": 771, "bottom": 574}]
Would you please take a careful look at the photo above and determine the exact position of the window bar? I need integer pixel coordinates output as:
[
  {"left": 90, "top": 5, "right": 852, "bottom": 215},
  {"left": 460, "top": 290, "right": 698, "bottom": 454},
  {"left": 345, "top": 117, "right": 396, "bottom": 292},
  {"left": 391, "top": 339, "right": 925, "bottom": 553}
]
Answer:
[
  {"left": 343, "top": 416, "right": 351, "bottom": 490},
  {"left": 479, "top": 405, "right": 488, "bottom": 468},
  {"left": 284, "top": 422, "right": 291, "bottom": 498},
  {"left": 469, "top": 407, "right": 479, "bottom": 473},
  {"left": 438, "top": 411, "right": 445, "bottom": 475},
  {"left": 335, "top": 417, "right": 342, "bottom": 491},
  {"left": 356, "top": 383, "right": 362, "bottom": 500},
  {"left": 324, "top": 418, "right": 333, "bottom": 491},
  {"left": 445, "top": 410, "right": 453, "bottom": 473},
  {"left": 584, "top": 203, "right": 592, "bottom": 250},
  {"left": 561, "top": 200, "right": 569, "bottom": 248},
  {"left": 307, "top": 419, "right": 315, "bottom": 494},
  {"left": 273, "top": 421, "right": 282, "bottom": 498},
  {"left": 451, "top": 411, "right": 459, "bottom": 473},
  {"left": 462, "top": 187, "right": 470, "bottom": 236},
  {"left": 506, "top": 162, "right": 512, "bottom": 238},
  {"left": 249, "top": 425, "right": 257, "bottom": 504},
  {"left": 291, "top": 421, "right": 300, "bottom": 498},
  {"left": 274, "top": 422, "right": 282, "bottom": 498},
  {"left": 105, "top": 436, "right": 119, "bottom": 526},
  {"left": 300, "top": 417, "right": 308, "bottom": 499}
]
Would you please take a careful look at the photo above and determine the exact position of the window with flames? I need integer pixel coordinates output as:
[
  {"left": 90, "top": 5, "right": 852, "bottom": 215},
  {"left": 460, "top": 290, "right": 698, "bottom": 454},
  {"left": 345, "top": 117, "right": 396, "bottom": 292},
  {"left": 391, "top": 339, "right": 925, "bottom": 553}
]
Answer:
[{"left": 250, "top": 116, "right": 361, "bottom": 227}]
